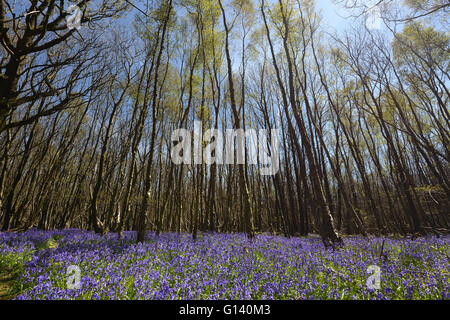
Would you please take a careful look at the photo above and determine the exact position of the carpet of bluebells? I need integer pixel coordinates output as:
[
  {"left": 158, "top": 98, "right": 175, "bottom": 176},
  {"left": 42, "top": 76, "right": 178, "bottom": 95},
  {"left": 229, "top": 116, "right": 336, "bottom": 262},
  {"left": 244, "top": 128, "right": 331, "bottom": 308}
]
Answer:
[{"left": 0, "top": 229, "right": 449, "bottom": 300}]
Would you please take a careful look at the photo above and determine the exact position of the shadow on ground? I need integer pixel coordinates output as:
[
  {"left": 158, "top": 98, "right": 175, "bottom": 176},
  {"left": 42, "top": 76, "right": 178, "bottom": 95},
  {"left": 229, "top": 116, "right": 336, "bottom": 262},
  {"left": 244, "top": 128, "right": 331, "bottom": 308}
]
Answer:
[{"left": 0, "top": 272, "right": 14, "bottom": 300}]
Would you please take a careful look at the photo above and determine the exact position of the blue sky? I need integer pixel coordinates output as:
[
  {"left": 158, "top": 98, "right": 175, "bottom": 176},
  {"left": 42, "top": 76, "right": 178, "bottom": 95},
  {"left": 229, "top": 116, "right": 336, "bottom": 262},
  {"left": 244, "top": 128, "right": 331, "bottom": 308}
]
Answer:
[
  {"left": 118, "top": 0, "right": 373, "bottom": 35},
  {"left": 315, "top": 0, "right": 353, "bottom": 33},
  {"left": 122, "top": 0, "right": 359, "bottom": 33},
  {"left": 315, "top": 0, "right": 393, "bottom": 36}
]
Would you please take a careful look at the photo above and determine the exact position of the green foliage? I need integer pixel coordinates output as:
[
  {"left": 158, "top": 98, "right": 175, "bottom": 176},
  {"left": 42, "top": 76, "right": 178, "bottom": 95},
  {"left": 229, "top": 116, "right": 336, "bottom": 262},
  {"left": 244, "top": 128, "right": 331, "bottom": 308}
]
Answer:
[
  {"left": 0, "top": 251, "right": 31, "bottom": 277},
  {"left": 35, "top": 238, "right": 59, "bottom": 251},
  {"left": 123, "top": 276, "right": 136, "bottom": 299},
  {"left": 393, "top": 21, "right": 449, "bottom": 72}
]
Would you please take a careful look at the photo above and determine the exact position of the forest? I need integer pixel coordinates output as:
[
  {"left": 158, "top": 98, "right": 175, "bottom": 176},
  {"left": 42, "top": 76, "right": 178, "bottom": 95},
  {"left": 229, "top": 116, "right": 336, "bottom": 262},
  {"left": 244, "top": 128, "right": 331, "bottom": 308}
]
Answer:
[{"left": 0, "top": 0, "right": 449, "bottom": 301}]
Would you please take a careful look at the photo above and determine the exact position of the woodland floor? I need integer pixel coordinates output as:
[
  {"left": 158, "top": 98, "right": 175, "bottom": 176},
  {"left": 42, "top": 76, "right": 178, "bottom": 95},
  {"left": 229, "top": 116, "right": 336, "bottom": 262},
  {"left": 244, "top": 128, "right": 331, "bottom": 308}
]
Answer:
[{"left": 0, "top": 229, "right": 449, "bottom": 300}]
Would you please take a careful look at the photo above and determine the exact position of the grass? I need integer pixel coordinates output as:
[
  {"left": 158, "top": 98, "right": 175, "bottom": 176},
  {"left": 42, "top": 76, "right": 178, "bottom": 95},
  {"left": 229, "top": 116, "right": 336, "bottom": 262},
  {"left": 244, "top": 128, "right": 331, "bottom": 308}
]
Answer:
[{"left": 0, "top": 235, "right": 60, "bottom": 299}]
